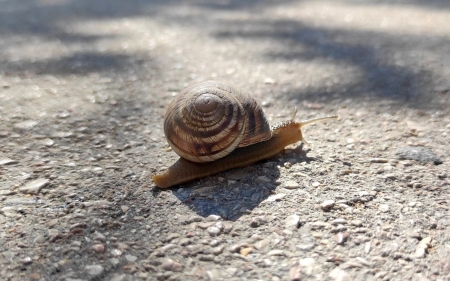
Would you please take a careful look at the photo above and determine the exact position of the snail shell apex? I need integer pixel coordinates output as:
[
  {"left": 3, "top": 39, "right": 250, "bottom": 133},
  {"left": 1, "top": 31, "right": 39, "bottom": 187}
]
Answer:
[{"left": 164, "top": 81, "right": 272, "bottom": 163}]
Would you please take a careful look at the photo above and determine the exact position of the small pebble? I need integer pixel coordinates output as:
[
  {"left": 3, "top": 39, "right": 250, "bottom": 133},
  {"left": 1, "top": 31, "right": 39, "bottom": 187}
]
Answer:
[
  {"left": 0, "top": 158, "right": 18, "bottom": 165},
  {"left": 207, "top": 226, "right": 221, "bottom": 236},
  {"left": 289, "top": 266, "right": 302, "bottom": 281},
  {"left": 264, "top": 77, "right": 276, "bottom": 84},
  {"left": 93, "top": 231, "right": 106, "bottom": 242},
  {"left": 240, "top": 247, "right": 253, "bottom": 257},
  {"left": 186, "top": 244, "right": 201, "bottom": 255},
  {"left": 297, "top": 244, "right": 314, "bottom": 251},
  {"left": 206, "top": 215, "right": 222, "bottom": 221},
  {"left": 186, "top": 215, "right": 203, "bottom": 224},
  {"left": 19, "top": 179, "right": 49, "bottom": 195},
  {"left": 329, "top": 267, "right": 350, "bottom": 281},
  {"left": 51, "top": 131, "right": 73, "bottom": 138},
  {"left": 209, "top": 239, "right": 220, "bottom": 247},
  {"left": 284, "top": 180, "right": 299, "bottom": 189},
  {"left": 111, "top": 249, "right": 122, "bottom": 256},
  {"left": 214, "top": 221, "right": 224, "bottom": 230},
  {"left": 110, "top": 258, "right": 120, "bottom": 266},
  {"left": 330, "top": 225, "right": 347, "bottom": 233},
  {"left": 229, "top": 244, "right": 246, "bottom": 253},
  {"left": 179, "top": 238, "right": 191, "bottom": 246},
  {"left": 111, "top": 274, "right": 127, "bottom": 281},
  {"left": 223, "top": 222, "right": 233, "bottom": 233},
  {"left": 374, "top": 271, "right": 388, "bottom": 279},
  {"left": 14, "top": 120, "right": 38, "bottom": 129},
  {"left": 22, "top": 257, "right": 32, "bottom": 265},
  {"left": 254, "top": 239, "right": 270, "bottom": 250},
  {"left": 296, "top": 258, "right": 312, "bottom": 267},
  {"left": 379, "top": 204, "right": 390, "bottom": 212},
  {"left": 370, "top": 158, "right": 388, "bottom": 163},
  {"left": 285, "top": 215, "right": 300, "bottom": 229},
  {"left": 355, "top": 257, "right": 370, "bottom": 266},
  {"left": 335, "top": 232, "right": 350, "bottom": 245},
  {"left": 415, "top": 247, "right": 426, "bottom": 258},
  {"left": 197, "top": 222, "right": 215, "bottom": 229},
  {"left": 212, "top": 245, "right": 224, "bottom": 255},
  {"left": 350, "top": 220, "right": 363, "bottom": 227},
  {"left": 321, "top": 200, "right": 335, "bottom": 211},
  {"left": 310, "top": 221, "right": 331, "bottom": 230},
  {"left": 250, "top": 217, "right": 261, "bottom": 228},
  {"left": 415, "top": 237, "right": 432, "bottom": 258},
  {"left": 161, "top": 259, "right": 183, "bottom": 272},
  {"left": 84, "top": 265, "right": 104, "bottom": 277},
  {"left": 354, "top": 227, "right": 369, "bottom": 233},
  {"left": 384, "top": 173, "right": 396, "bottom": 180},
  {"left": 165, "top": 233, "right": 181, "bottom": 242},
  {"left": 33, "top": 235, "right": 46, "bottom": 244},
  {"left": 160, "top": 243, "right": 177, "bottom": 252},
  {"left": 261, "top": 100, "right": 272, "bottom": 107},
  {"left": 341, "top": 261, "right": 363, "bottom": 269},
  {"left": 396, "top": 146, "right": 442, "bottom": 164},
  {"left": 91, "top": 244, "right": 105, "bottom": 254},
  {"left": 365, "top": 242, "right": 371, "bottom": 253},
  {"left": 28, "top": 273, "right": 40, "bottom": 280},
  {"left": 267, "top": 249, "right": 285, "bottom": 256},
  {"left": 125, "top": 254, "right": 137, "bottom": 262},
  {"left": 40, "top": 138, "right": 54, "bottom": 146},
  {"left": 255, "top": 176, "right": 271, "bottom": 184},
  {"left": 331, "top": 219, "right": 348, "bottom": 225},
  {"left": 264, "top": 193, "right": 286, "bottom": 202}
]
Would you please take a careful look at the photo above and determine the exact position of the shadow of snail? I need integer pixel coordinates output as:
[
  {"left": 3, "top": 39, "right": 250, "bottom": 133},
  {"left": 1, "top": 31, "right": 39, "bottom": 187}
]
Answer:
[{"left": 152, "top": 81, "right": 338, "bottom": 189}]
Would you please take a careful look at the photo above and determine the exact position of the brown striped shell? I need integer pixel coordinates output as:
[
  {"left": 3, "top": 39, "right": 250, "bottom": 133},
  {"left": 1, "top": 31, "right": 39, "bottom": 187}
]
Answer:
[{"left": 164, "top": 81, "right": 272, "bottom": 163}]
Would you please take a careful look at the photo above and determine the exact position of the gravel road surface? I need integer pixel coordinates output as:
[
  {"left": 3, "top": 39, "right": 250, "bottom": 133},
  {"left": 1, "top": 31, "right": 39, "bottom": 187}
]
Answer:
[{"left": 1, "top": 0, "right": 449, "bottom": 280}]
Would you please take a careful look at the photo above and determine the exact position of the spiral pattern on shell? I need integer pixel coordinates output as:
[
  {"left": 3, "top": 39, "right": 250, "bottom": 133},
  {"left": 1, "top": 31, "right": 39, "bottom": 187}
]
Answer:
[{"left": 164, "top": 81, "right": 272, "bottom": 163}]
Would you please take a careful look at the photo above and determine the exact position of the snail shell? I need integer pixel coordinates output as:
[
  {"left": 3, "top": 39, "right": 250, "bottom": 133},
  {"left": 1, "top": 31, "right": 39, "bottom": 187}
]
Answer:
[{"left": 164, "top": 81, "right": 272, "bottom": 163}]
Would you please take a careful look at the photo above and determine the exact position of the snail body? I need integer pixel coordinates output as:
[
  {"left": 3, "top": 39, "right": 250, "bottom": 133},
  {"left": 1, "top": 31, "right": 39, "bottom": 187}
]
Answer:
[{"left": 152, "top": 81, "right": 337, "bottom": 189}]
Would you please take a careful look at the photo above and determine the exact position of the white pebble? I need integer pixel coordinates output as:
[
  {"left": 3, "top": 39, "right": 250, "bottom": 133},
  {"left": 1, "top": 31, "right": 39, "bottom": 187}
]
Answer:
[
  {"left": 207, "top": 226, "right": 221, "bottom": 236},
  {"left": 285, "top": 215, "right": 300, "bottom": 229},
  {"left": 111, "top": 249, "right": 122, "bottom": 256},
  {"left": 284, "top": 180, "right": 299, "bottom": 189},
  {"left": 125, "top": 254, "right": 137, "bottom": 262},
  {"left": 321, "top": 200, "right": 335, "bottom": 211},
  {"left": 84, "top": 265, "right": 104, "bottom": 277},
  {"left": 263, "top": 193, "right": 286, "bottom": 202},
  {"left": 379, "top": 204, "right": 390, "bottom": 212},
  {"left": 329, "top": 267, "right": 350, "bottom": 281},
  {"left": 19, "top": 179, "right": 49, "bottom": 195},
  {"left": 206, "top": 215, "right": 222, "bottom": 221}
]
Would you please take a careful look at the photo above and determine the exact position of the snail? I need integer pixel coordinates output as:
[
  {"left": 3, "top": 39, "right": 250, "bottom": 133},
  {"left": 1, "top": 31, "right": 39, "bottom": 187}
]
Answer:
[{"left": 152, "top": 81, "right": 337, "bottom": 188}]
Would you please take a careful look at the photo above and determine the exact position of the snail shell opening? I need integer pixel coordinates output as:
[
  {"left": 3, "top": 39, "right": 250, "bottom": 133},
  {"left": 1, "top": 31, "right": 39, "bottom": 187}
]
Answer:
[{"left": 164, "top": 81, "right": 272, "bottom": 163}]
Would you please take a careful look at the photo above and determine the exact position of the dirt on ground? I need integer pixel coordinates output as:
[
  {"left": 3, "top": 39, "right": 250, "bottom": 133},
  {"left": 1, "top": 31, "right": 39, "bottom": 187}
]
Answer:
[{"left": 0, "top": 0, "right": 449, "bottom": 280}]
